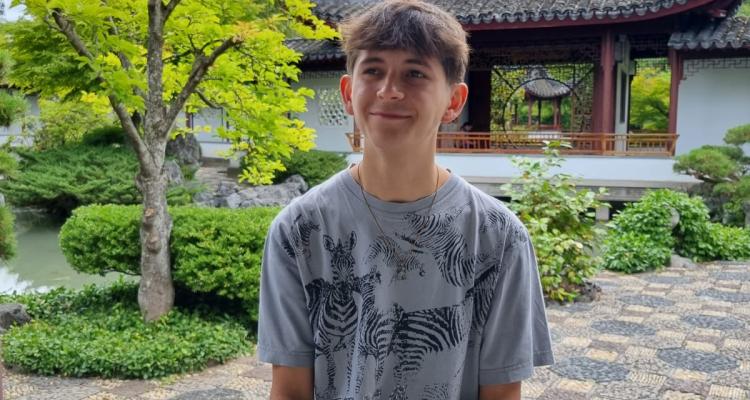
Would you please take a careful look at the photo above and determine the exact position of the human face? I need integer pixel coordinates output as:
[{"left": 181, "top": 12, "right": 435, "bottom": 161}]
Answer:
[{"left": 340, "top": 49, "right": 468, "bottom": 155}]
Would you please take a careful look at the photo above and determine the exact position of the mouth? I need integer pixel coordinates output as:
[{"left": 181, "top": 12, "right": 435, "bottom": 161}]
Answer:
[{"left": 370, "top": 112, "right": 412, "bottom": 119}]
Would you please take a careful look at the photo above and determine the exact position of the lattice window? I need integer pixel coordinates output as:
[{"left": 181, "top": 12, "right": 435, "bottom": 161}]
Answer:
[
  {"left": 684, "top": 58, "right": 750, "bottom": 79},
  {"left": 317, "top": 88, "right": 347, "bottom": 126}
]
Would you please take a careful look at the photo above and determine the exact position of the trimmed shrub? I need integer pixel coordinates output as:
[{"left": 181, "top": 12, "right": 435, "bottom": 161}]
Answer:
[
  {"left": 604, "top": 189, "right": 750, "bottom": 273},
  {"left": 81, "top": 125, "right": 125, "bottom": 147},
  {"left": 0, "top": 205, "right": 16, "bottom": 260},
  {"left": 0, "top": 145, "right": 140, "bottom": 215},
  {"left": 602, "top": 231, "right": 672, "bottom": 273},
  {"left": 0, "top": 281, "right": 250, "bottom": 379},
  {"left": 30, "top": 98, "right": 112, "bottom": 150},
  {"left": 502, "top": 142, "right": 607, "bottom": 302},
  {"left": 0, "top": 145, "right": 201, "bottom": 214},
  {"left": 59, "top": 205, "right": 280, "bottom": 322},
  {"left": 271, "top": 149, "right": 348, "bottom": 187},
  {"left": 0, "top": 149, "right": 19, "bottom": 178}
]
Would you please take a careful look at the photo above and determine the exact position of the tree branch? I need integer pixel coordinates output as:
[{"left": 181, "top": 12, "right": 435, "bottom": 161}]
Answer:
[
  {"left": 195, "top": 89, "right": 221, "bottom": 109},
  {"left": 163, "top": 0, "right": 181, "bottom": 22},
  {"left": 165, "top": 37, "right": 241, "bottom": 127},
  {"left": 51, "top": 9, "right": 150, "bottom": 164}
]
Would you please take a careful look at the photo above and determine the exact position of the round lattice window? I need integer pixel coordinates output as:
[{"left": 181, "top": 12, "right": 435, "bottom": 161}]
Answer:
[{"left": 317, "top": 88, "right": 348, "bottom": 126}]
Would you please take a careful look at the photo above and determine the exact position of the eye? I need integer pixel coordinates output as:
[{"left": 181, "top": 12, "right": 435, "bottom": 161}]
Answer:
[
  {"left": 408, "top": 70, "right": 427, "bottom": 79},
  {"left": 362, "top": 68, "right": 380, "bottom": 76}
]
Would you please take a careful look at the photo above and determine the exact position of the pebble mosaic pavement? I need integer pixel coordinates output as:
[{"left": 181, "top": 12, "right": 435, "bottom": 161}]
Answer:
[{"left": 2, "top": 262, "right": 749, "bottom": 399}]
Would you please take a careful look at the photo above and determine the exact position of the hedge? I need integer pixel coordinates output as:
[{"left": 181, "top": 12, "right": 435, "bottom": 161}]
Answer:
[{"left": 59, "top": 205, "right": 280, "bottom": 322}]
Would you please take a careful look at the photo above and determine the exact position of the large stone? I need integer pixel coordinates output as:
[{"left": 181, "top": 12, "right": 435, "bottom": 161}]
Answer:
[
  {"left": 670, "top": 254, "right": 696, "bottom": 269},
  {"left": 221, "top": 193, "right": 243, "bottom": 209},
  {"left": 166, "top": 133, "right": 202, "bottom": 168},
  {"left": 164, "top": 160, "right": 184, "bottom": 186},
  {"left": 216, "top": 181, "right": 238, "bottom": 197},
  {"left": 193, "top": 191, "right": 216, "bottom": 207},
  {"left": 0, "top": 192, "right": 5, "bottom": 207},
  {"left": 0, "top": 303, "right": 31, "bottom": 333}
]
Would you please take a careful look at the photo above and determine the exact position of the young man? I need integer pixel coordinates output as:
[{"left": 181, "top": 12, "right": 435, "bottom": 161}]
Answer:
[{"left": 257, "top": 1, "right": 554, "bottom": 399}]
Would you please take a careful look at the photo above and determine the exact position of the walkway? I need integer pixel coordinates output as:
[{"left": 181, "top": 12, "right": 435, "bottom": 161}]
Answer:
[{"left": 2, "top": 262, "right": 749, "bottom": 399}]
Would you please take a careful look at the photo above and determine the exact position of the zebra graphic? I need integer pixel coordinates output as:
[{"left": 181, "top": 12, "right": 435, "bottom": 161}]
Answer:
[
  {"left": 281, "top": 213, "right": 320, "bottom": 260},
  {"left": 386, "top": 290, "right": 474, "bottom": 400},
  {"left": 346, "top": 264, "right": 391, "bottom": 394},
  {"left": 368, "top": 235, "right": 426, "bottom": 283},
  {"left": 404, "top": 205, "right": 479, "bottom": 287},
  {"left": 480, "top": 208, "right": 528, "bottom": 250},
  {"left": 305, "top": 232, "right": 359, "bottom": 398}
]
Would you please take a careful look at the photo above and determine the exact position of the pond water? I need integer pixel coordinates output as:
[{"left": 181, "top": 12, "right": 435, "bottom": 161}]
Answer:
[{"left": 0, "top": 209, "right": 134, "bottom": 294}]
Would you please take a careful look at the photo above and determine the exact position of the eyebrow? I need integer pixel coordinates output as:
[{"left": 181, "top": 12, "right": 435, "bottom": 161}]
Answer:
[{"left": 359, "top": 56, "right": 431, "bottom": 68}]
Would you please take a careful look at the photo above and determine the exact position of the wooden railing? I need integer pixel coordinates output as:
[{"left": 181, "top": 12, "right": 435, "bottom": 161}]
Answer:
[{"left": 346, "top": 131, "right": 678, "bottom": 157}]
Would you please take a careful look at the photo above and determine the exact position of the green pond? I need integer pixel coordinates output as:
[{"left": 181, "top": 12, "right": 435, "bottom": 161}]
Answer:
[{"left": 1, "top": 209, "right": 134, "bottom": 294}]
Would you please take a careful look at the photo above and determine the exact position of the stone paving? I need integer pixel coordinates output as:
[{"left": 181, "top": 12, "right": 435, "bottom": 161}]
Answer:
[{"left": 2, "top": 262, "right": 750, "bottom": 399}]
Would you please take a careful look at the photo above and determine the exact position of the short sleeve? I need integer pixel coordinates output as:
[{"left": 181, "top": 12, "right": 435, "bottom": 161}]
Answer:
[
  {"left": 257, "top": 215, "right": 315, "bottom": 367},
  {"left": 478, "top": 225, "right": 555, "bottom": 385}
]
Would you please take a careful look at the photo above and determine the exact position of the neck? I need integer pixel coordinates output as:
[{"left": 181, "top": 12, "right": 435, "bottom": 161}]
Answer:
[{"left": 352, "top": 151, "right": 446, "bottom": 203}]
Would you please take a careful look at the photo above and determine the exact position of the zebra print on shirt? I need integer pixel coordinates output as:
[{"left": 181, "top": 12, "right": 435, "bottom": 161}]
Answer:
[
  {"left": 305, "top": 232, "right": 359, "bottom": 398},
  {"left": 404, "top": 205, "right": 479, "bottom": 287},
  {"left": 480, "top": 208, "right": 528, "bottom": 250},
  {"left": 281, "top": 213, "right": 320, "bottom": 260},
  {"left": 386, "top": 291, "right": 474, "bottom": 399},
  {"left": 368, "top": 235, "right": 426, "bottom": 283}
]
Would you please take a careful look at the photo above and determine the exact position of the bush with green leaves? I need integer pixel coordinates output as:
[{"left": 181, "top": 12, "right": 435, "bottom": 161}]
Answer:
[
  {"left": 603, "top": 189, "right": 750, "bottom": 273},
  {"left": 602, "top": 231, "right": 672, "bottom": 273},
  {"left": 0, "top": 205, "right": 16, "bottom": 260},
  {"left": 29, "top": 98, "right": 114, "bottom": 150},
  {"left": 0, "top": 281, "right": 250, "bottom": 379},
  {"left": 60, "top": 205, "right": 280, "bottom": 322},
  {"left": 81, "top": 125, "right": 126, "bottom": 147},
  {"left": 674, "top": 123, "right": 750, "bottom": 226},
  {"left": 0, "top": 145, "right": 198, "bottom": 215},
  {"left": 0, "top": 149, "right": 18, "bottom": 178},
  {"left": 269, "top": 149, "right": 348, "bottom": 187},
  {"left": 502, "top": 142, "right": 607, "bottom": 302}
]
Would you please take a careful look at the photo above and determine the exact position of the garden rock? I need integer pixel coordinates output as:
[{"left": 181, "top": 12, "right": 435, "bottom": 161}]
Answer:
[
  {"left": 669, "top": 207, "right": 680, "bottom": 229},
  {"left": 195, "top": 175, "right": 308, "bottom": 208},
  {"left": 0, "top": 303, "right": 31, "bottom": 333},
  {"left": 164, "top": 160, "right": 183, "bottom": 185},
  {"left": 670, "top": 254, "right": 696, "bottom": 269},
  {"left": 166, "top": 133, "right": 201, "bottom": 169},
  {"left": 743, "top": 200, "right": 750, "bottom": 227},
  {"left": 0, "top": 192, "right": 5, "bottom": 207}
]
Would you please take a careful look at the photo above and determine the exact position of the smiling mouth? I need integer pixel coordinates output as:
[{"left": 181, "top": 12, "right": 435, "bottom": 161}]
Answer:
[{"left": 370, "top": 112, "right": 411, "bottom": 119}]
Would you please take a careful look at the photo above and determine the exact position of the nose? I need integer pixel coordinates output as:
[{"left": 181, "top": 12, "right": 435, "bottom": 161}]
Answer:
[{"left": 377, "top": 74, "right": 404, "bottom": 101}]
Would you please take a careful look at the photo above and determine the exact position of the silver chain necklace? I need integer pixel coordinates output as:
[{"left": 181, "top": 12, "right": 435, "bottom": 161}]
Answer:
[{"left": 356, "top": 164, "right": 440, "bottom": 254}]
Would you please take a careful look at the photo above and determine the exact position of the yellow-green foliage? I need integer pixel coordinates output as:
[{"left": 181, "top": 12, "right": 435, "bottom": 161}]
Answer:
[
  {"left": 5, "top": 0, "right": 337, "bottom": 185},
  {"left": 59, "top": 205, "right": 281, "bottom": 322}
]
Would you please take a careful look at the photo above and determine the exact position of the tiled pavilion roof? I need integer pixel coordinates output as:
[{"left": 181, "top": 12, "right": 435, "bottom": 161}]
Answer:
[
  {"left": 669, "top": 16, "right": 750, "bottom": 50},
  {"left": 312, "top": 0, "right": 694, "bottom": 26}
]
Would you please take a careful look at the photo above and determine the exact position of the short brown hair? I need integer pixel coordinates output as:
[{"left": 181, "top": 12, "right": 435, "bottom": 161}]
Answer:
[{"left": 339, "top": 0, "right": 469, "bottom": 84}]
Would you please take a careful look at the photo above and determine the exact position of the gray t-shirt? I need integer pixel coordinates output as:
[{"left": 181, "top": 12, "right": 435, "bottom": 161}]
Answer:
[{"left": 258, "top": 168, "right": 554, "bottom": 399}]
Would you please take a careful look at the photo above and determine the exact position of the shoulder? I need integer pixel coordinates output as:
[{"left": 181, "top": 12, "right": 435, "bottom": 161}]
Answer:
[
  {"left": 451, "top": 175, "right": 529, "bottom": 245},
  {"left": 270, "top": 169, "right": 348, "bottom": 230}
]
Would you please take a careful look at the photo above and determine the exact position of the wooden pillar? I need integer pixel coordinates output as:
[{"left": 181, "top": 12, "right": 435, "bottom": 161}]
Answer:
[
  {"left": 527, "top": 96, "right": 533, "bottom": 128},
  {"left": 594, "top": 30, "right": 616, "bottom": 133},
  {"left": 537, "top": 100, "right": 542, "bottom": 129},
  {"left": 668, "top": 48, "right": 683, "bottom": 135},
  {"left": 468, "top": 70, "right": 492, "bottom": 131}
]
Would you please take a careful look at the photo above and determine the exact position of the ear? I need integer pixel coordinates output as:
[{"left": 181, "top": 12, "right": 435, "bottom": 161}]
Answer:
[
  {"left": 441, "top": 82, "right": 469, "bottom": 123},
  {"left": 340, "top": 74, "right": 355, "bottom": 116}
]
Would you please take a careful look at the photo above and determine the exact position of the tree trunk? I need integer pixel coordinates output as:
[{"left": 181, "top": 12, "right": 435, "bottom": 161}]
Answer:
[{"left": 136, "top": 154, "right": 174, "bottom": 322}]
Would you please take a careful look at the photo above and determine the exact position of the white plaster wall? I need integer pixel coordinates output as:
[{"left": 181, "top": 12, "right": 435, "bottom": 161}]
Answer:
[
  {"left": 293, "top": 72, "right": 354, "bottom": 152},
  {"left": 676, "top": 57, "right": 750, "bottom": 155},
  {"left": 347, "top": 152, "right": 698, "bottom": 185}
]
